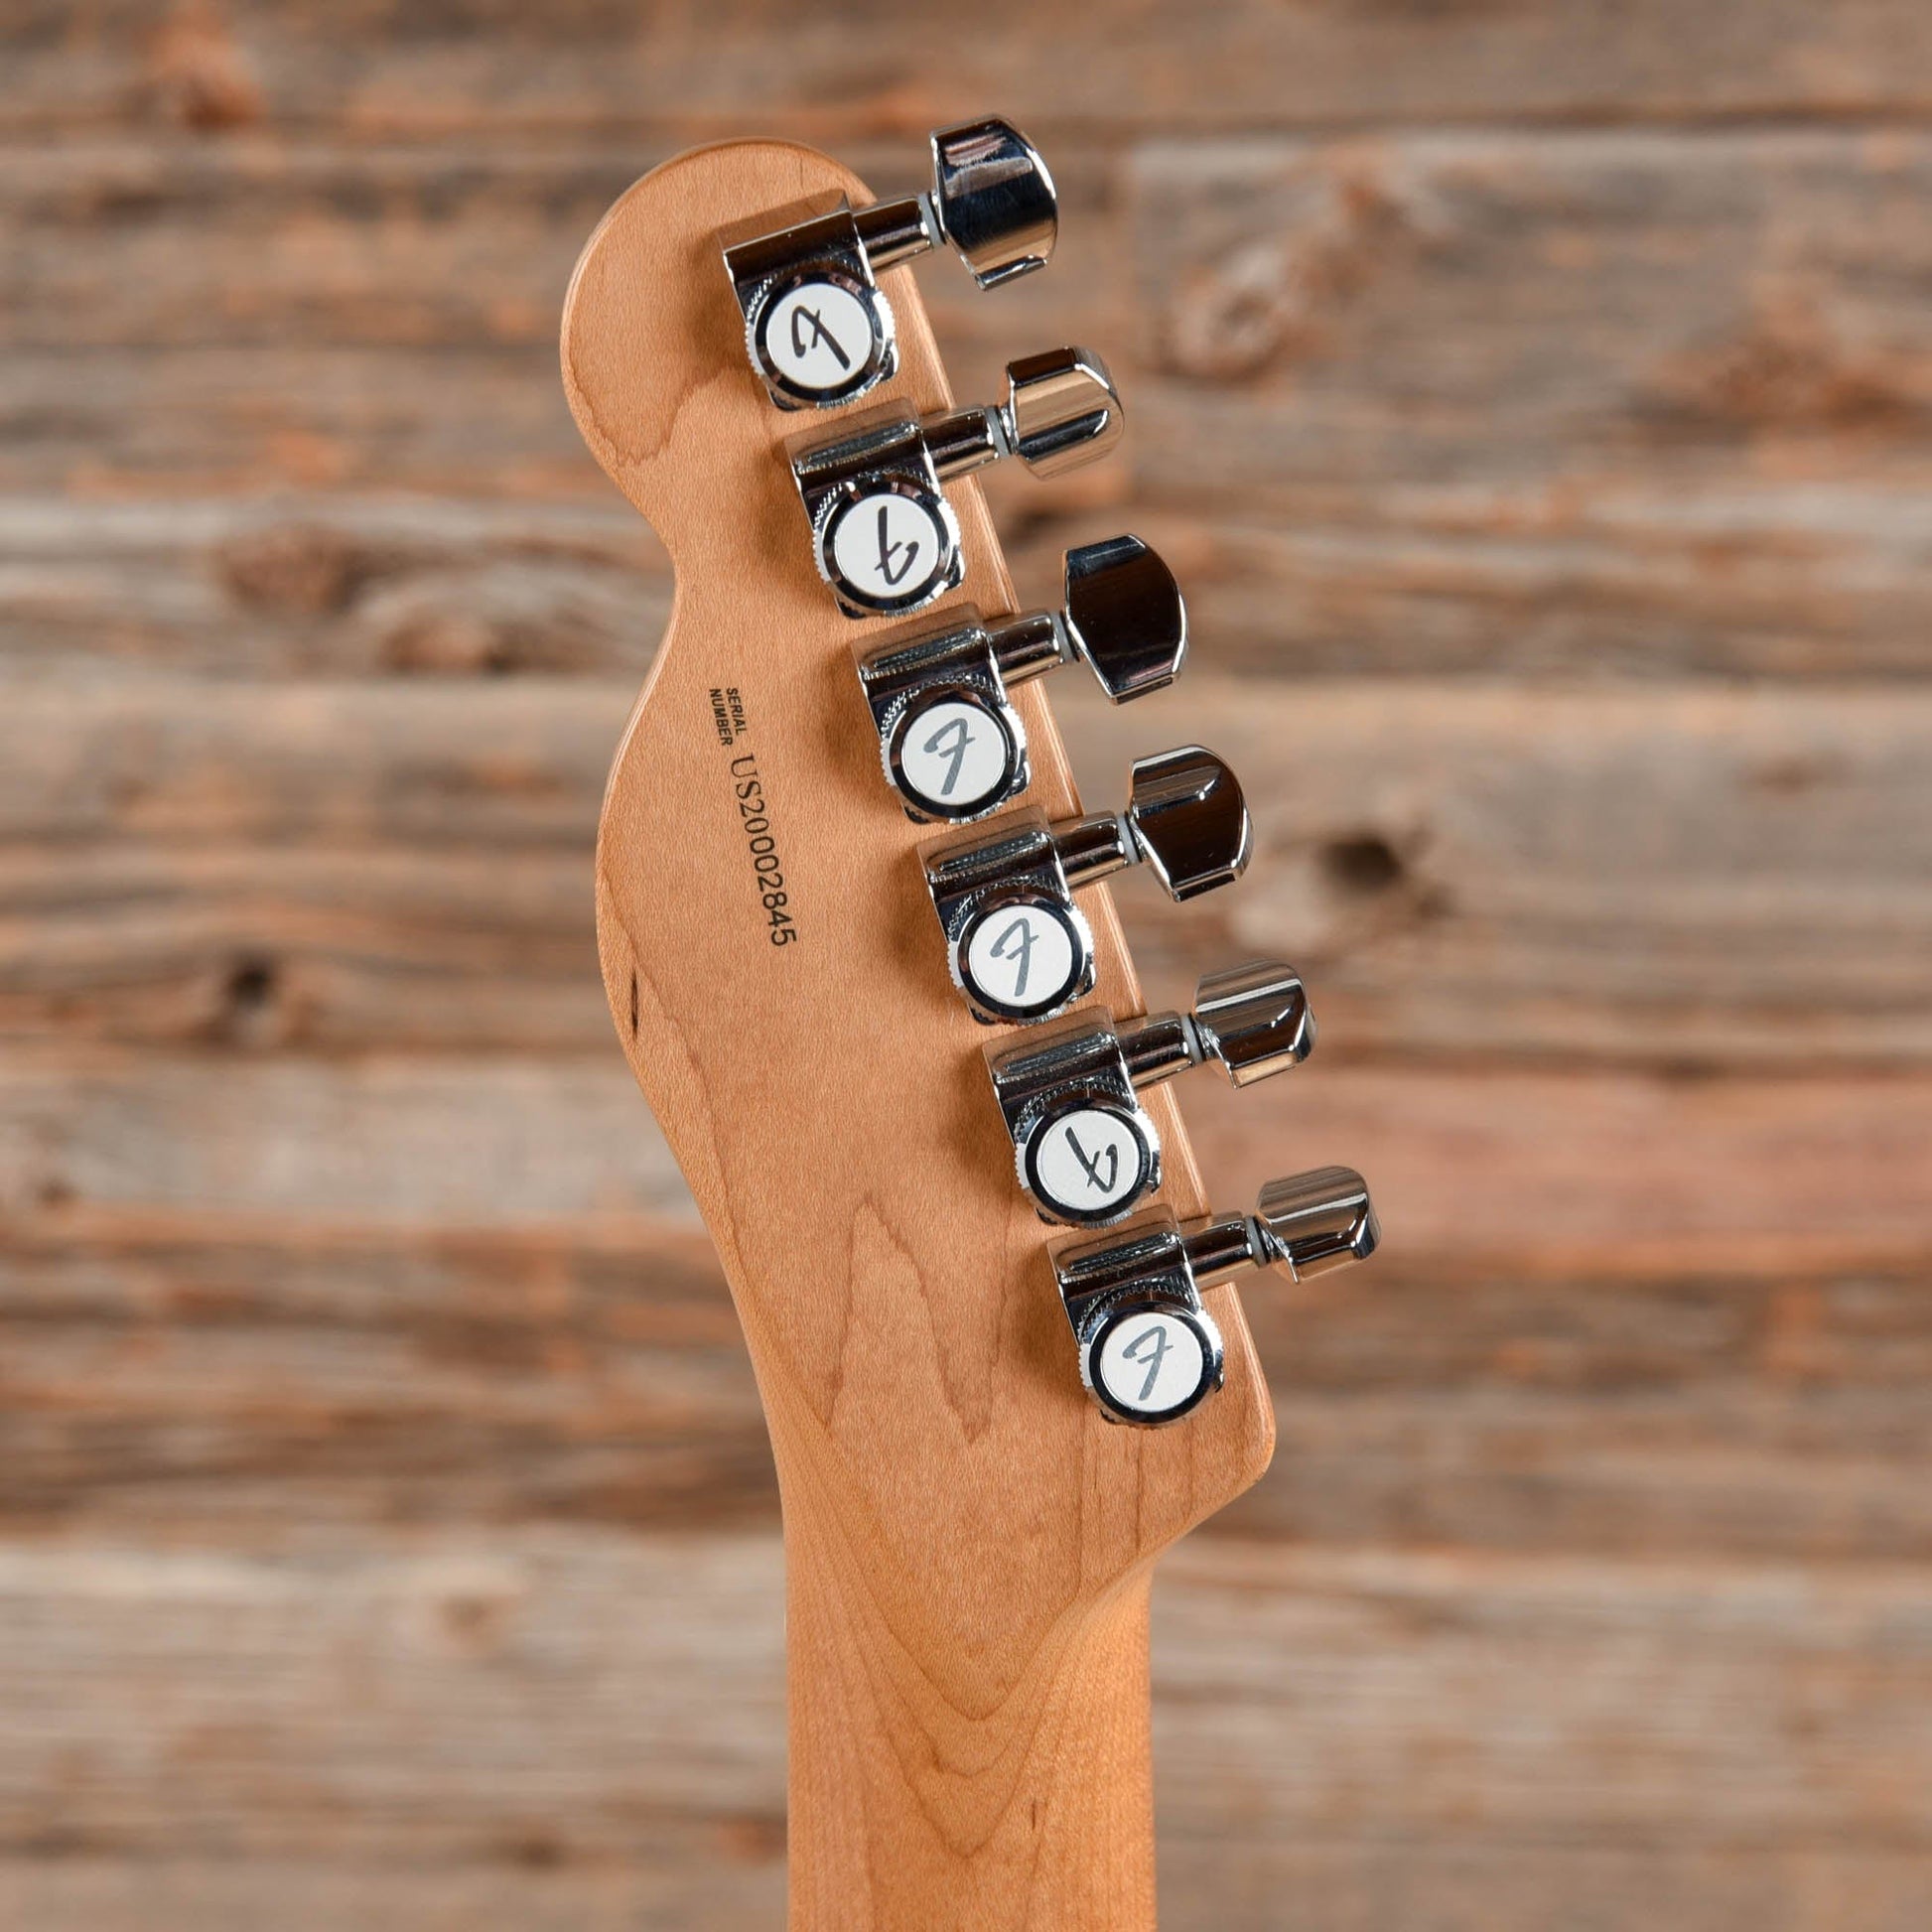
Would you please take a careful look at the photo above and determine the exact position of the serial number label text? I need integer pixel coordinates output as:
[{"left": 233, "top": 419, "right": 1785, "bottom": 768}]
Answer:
[{"left": 712, "top": 687, "right": 798, "bottom": 948}]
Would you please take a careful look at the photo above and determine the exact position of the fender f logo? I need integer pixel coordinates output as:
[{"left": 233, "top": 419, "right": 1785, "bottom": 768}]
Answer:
[
  {"left": 874, "top": 504, "right": 919, "bottom": 587},
  {"left": 1063, "top": 1123, "right": 1121, "bottom": 1196},
  {"left": 789, "top": 301, "right": 853, "bottom": 371}
]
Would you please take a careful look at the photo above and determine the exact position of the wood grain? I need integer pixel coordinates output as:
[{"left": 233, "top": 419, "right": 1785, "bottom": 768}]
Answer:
[
  {"left": 6, "top": 1217, "right": 1932, "bottom": 1567},
  {"left": 14, "top": 129, "right": 1932, "bottom": 679},
  {"left": 6, "top": 677, "right": 1926, "bottom": 1066},
  {"left": 1130, "top": 130, "right": 1932, "bottom": 511},
  {"left": 0, "top": 141, "right": 1124, "bottom": 353},
  {"left": 0, "top": 496, "right": 669, "bottom": 677},
  {"left": 1, "top": 1527, "right": 1928, "bottom": 1930},
  {"left": 21, "top": 486, "right": 1932, "bottom": 685},
  {"left": 10, "top": 4, "right": 1932, "bottom": 1926},
  {"left": 4, "top": 1051, "right": 1927, "bottom": 1257},
  {"left": 11, "top": 1, "right": 1932, "bottom": 136}
]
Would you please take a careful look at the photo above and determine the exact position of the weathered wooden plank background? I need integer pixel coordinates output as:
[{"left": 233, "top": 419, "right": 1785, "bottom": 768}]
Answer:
[{"left": 5, "top": 3, "right": 1931, "bottom": 1927}]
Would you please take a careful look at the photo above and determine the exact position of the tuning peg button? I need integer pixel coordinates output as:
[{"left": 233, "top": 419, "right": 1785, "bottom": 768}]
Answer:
[
  {"left": 1063, "top": 534, "right": 1191, "bottom": 703},
  {"left": 855, "top": 535, "right": 1185, "bottom": 823},
  {"left": 1119, "top": 744, "right": 1252, "bottom": 901},
  {"left": 1050, "top": 1170, "right": 1378, "bottom": 1427},
  {"left": 790, "top": 348, "right": 1124, "bottom": 619},
  {"left": 1188, "top": 959, "right": 1317, "bottom": 1087},
  {"left": 929, "top": 118, "right": 1059, "bottom": 289},
  {"left": 985, "top": 961, "right": 1312, "bottom": 1226},
  {"left": 920, "top": 746, "right": 1251, "bottom": 1025},
  {"left": 724, "top": 119, "right": 1056, "bottom": 411},
  {"left": 1248, "top": 1166, "right": 1382, "bottom": 1279}
]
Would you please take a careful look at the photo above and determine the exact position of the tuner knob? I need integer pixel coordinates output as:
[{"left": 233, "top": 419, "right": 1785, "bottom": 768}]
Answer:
[
  {"left": 1250, "top": 1166, "right": 1382, "bottom": 1279},
  {"left": 1118, "top": 745, "right": 1251, "bottom": 902},
  {"left": 930, "top": 118, "right": 1059, "bottom": 289},
  {"left": 853, "top": 535, "right": 1186, "bottom": 824},
  {"left": 723, "top": 116, "right": 1057, "bottom": 411},
  {"left": 1050, "top": 1170, "right": 1379, "bottom": 1427},
  {"left": 790, "top": 349, "right": 1125, "bottom": 619},
  {"left": 919, "top": 746, "right": 1251, "bottom": 1025},
  {"left": 985, "top": 961, "right": 1312, "bottom": 1226},
  {"left": 999, "top": 348, "right": 1125, "bottom": 479},
  {"left": 1188, "top": 959, "right": 1315, "bottom": 1087},
  {"left": 1062, "top": 534, "right": 1189, "bottom": 704}
]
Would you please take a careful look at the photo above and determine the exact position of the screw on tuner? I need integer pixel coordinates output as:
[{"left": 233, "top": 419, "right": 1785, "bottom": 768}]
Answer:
[
  {"left": 790, "top": 347, "right": 1123, "bottom": 618},
  {"left": 856, "top": 535, "right": 1186, "bottom": 823},
  {"left": 724, "top": 118, "right": 1056, "bottom": 411},
  {"left": 920, "top": 746, "right": 1251, "bottom": 1025},
  {"left": 986, "top": 961, "right": 1313, "bottom": 1227},
  {"left": 1052, "top": 1170, "right": 1380, "bottom": 1427}
]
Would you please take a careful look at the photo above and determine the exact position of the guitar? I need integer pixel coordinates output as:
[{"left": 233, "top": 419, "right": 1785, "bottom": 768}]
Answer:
[{"left": 560, "top": 122, "right": 1377, "bottom": 1931}]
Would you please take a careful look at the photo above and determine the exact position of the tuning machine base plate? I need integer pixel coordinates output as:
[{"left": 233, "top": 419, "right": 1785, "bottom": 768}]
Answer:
[
  {"left": 724, "top": 118, "right": 1057, "bottom": 412},
  {"left": 1050, "top": 1171, "right": 1378, "bottom": 1426},
  {"left": 790, "top": 350, "right": 1123, "bottom": 620},
  {"left": 855, "top": 535, "right": 1187, "bottom": 823},
  {"left": 1053, "top": 1211, "right": 1226, "bottom": 1426}
]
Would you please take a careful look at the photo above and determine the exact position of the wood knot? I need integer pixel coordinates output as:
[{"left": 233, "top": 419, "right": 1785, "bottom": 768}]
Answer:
[
  {"left": 1161, "top": 156, "right": 1410, "bottom": 381},
  {"left": 217, "top": 524, "right": 369, "bottom": 615},
  {"left": 1319, "top": 832, "right": 1408, "bottom": 899},
  {"left": 149, "top": 3, "right": 263, "bottom": 132}
]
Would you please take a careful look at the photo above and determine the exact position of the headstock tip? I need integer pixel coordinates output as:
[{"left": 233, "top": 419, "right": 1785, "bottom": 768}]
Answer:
[{"left": 560, "top": 139, "right": 880, "bottom": 528}]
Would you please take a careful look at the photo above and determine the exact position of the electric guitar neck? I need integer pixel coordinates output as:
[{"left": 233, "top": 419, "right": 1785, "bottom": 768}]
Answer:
[{"left": 560, "top": 125, "right": 1377, "bottom": 1931}]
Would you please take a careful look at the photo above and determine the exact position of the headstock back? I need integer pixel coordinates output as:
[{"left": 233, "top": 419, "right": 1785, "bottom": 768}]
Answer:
[{"left": 562, "top": 137, "right": 1277, "bottom": 1925}]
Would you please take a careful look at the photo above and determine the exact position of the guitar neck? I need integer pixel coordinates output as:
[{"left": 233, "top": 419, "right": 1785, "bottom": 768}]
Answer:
[
  {"left": 784, "top": 1515, "right": 1155, "bottom": 1929},
  {"left": 564, "top": 130, "right": 1370, "bottom": 1932}
]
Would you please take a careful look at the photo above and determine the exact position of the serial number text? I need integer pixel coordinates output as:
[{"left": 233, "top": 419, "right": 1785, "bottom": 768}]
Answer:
[{"left": 729, "top": 750, "right": 798, "bottom": 947}]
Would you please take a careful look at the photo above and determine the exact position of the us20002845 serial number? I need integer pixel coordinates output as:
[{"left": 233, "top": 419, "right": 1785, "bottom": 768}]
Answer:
[{"left": 730, "top": 754, "right": 798, "bottom": 946}]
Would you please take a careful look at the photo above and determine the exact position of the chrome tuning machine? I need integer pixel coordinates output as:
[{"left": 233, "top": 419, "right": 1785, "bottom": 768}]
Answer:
[
  {"left": 725, "top": 118, "right": 1057, "bottom": 411},
  {"left": 1052, "top": 1170, "right": 1380, "bottom": 1427},
  {"left": 986, "top": 961, "right": 1313, "bottom": 1226},
  {"left": 791, "top": 347, "right": 1123, "bottom": 618},
  {"left": 920, "top": 746, "right": 1250, "bottom": 1025},
  {"left": 856, "top": 535, "right": 1186, "bottom": 822}
]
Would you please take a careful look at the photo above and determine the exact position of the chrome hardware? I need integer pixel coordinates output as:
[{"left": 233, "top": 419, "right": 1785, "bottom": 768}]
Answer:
[
  {"left": 855, "top": 535, "right": 1186, "bottom": 822},
  {"left": 1185, "top": 958, "right": 1316, "bottom": 1087},
  {"left": 919, "top": 746, "right": 1250, "bottom": 1025},
  {"left": 985, "top": 961, "right": 1311, "bottom": 1225},
  {"left": 724, "top": 117, "right": 1057, "bottom": 410},
  {"left": 930, "top": 119, "right": 1058, "bottom": 288},
  {"left": 790, "top": 348, "right": 1124, "bottom": 618},
  {"left": 1050, "top": 1170, "right": 1378, "bottom": 1427},
  {"left": 1246, "top": 1167, "right": 1382, "bottom": 1281}
]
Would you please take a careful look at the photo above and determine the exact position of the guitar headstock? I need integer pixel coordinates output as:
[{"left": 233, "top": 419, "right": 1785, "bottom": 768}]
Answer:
[{"left": 560, "top": 127, "right": 1372, "bottom": 1723}]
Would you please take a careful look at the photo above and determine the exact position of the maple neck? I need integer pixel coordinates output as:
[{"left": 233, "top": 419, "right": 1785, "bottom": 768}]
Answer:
[
  {"left": 564, "top": 137, "right": 1278, "bottom": 1932},
  {"left": 784, "top": 1518, "right": 1155, "bottom": 1931}
]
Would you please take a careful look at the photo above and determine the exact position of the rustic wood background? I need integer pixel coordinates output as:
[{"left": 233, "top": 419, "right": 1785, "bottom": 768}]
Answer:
[{"left": 6, "top": 4, "right": 1932, "bottom": 1927}]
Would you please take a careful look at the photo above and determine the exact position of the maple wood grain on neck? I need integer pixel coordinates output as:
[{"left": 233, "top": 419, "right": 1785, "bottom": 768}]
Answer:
[{"left": 561, "top": 139, "right": 1275, "bottom": 1931}]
